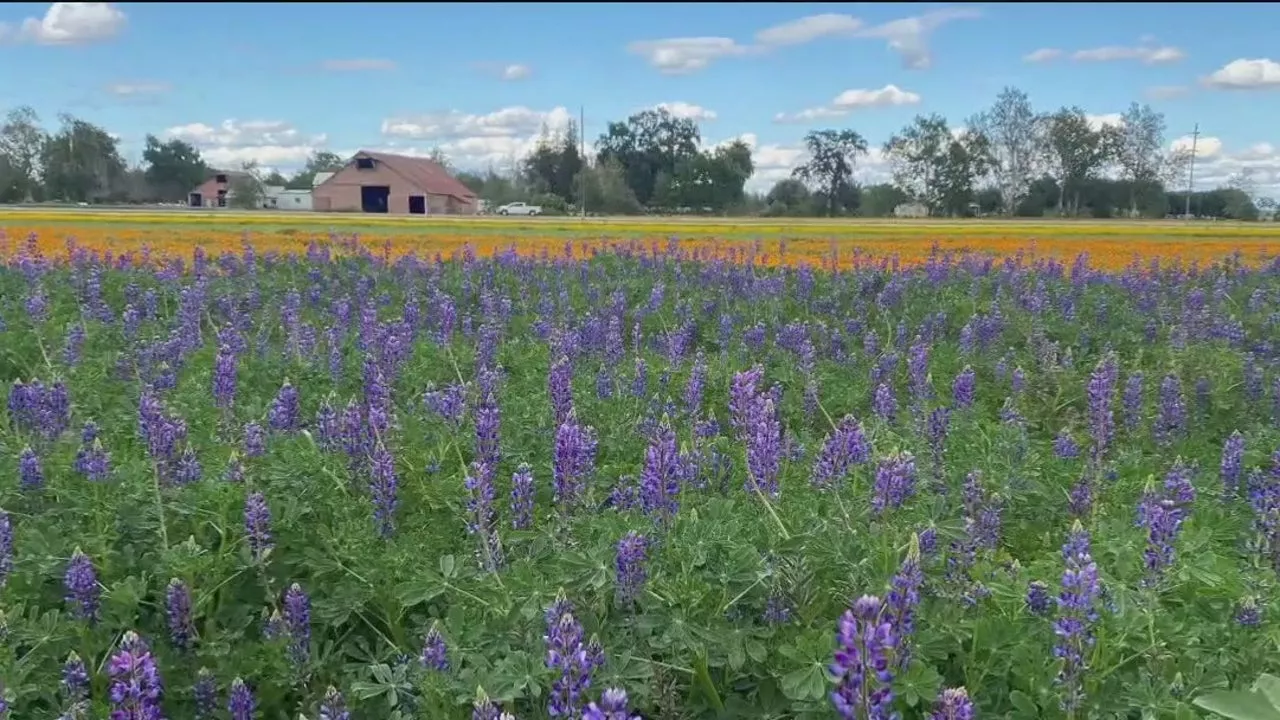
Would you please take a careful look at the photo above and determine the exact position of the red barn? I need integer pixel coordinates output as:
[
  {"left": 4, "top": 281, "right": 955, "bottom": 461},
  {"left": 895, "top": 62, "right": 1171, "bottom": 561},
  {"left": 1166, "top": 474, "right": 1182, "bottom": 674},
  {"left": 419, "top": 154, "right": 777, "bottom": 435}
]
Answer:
[{"left": 311, "top": 151, "right": 479, "bottom": 215}]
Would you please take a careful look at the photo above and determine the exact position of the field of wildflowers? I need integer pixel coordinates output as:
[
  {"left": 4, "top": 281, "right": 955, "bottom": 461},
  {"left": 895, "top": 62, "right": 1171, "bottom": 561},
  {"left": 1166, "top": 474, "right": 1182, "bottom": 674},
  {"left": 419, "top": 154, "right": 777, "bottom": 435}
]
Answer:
[{"left": 2, "top": 226, "right": 1280, "bottom": 719}]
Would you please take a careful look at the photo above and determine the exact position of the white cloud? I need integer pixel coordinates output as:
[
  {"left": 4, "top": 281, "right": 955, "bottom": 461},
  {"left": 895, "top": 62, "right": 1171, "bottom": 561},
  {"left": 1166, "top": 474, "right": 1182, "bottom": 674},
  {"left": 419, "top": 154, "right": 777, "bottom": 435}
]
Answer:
[
  {"left": 1171, "top": 134, "right": 1223, "bottom": 160},
  {"left": 1184, "top": 141, "right": 1280, "bottom": 198},
  {"left": 105, "top": 81, "right": 170, "bottom": 97},
  {"left": 321, "top": 58, "right": 397, "bottom": 72},
  {"left": 626, "top": 37, "right": 754, "bottom": 75},
  {"left": 163, "top": 119, "right": 328, "bottom": 169},
  {"left": 775, "top": 84, "right": 920, "bottom": 124},
  {"left": 853, "top": 7, "right": 981, "bottom": 70},
  {"left": 1022, "top": 48, "right": 1062, "bottom": 63},
  {"left": 1071, "top": 44, "right": 1184, "bottom": 65},
  {"left": 501, "top": 64, "right": 532, "bottom": 81},
  {"left": 653, "top": 102, "right": 717, "bottom": 121},
  {"left": 753, "top": 14, "right": 863, "bottom": 47},
  {"left": 379, "top": 106, "right": 573, "bottom": 170},
  {"left": 1084, "top": 113, "right": 1124, "bottom": 131},
  {"left": 629, "top": 7, "right": 977, "bottom": 75},
  {"left": 1202, "top": 58, "right": 1280, "bottom": 90},
  {"left": 1144, "top": 85, "right": 1190, "bottom": 100},
  {"left": 0, "top": 2, "right": 125, "bottom": 45}
]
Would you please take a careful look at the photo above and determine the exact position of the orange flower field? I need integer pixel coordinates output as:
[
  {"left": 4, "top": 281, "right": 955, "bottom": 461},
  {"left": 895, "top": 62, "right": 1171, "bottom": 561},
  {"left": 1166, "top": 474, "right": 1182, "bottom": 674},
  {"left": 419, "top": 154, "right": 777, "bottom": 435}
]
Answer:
[{"left": 3, "top": 212, "right": 1280, "bottom": 271}]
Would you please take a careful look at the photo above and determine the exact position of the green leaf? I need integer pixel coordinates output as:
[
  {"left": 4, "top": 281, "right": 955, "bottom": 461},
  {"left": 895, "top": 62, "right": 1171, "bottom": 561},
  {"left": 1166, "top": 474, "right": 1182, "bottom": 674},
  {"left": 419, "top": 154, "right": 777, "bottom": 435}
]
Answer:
[
  {"left": 691, "top": 651, "right": 725, "bottom": 711},
  {"left": 1254, "top": 676, "right": 1280, "bottom": 710},
  {"left": 1009, "top": 690, "right": 1039, "bottom": 718},
  {"left": 780, "top": 664, "right": 826, "bottom": 702},
  {"left": 439, "top": 554, "right": 456, "bottom": 579},
  {"left": 1193, "top": 690, "right": 1280, "bottom": 720},
  {"left": 396, "top": 578, "right": 445, "bottom": 607}
]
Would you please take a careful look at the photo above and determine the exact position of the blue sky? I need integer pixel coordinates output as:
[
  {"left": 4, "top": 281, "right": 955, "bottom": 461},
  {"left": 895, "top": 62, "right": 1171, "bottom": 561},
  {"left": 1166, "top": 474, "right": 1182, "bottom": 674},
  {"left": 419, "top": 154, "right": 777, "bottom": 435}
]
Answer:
[{"left": 2, "top": 2, "right": 1279, "bottom": 193}]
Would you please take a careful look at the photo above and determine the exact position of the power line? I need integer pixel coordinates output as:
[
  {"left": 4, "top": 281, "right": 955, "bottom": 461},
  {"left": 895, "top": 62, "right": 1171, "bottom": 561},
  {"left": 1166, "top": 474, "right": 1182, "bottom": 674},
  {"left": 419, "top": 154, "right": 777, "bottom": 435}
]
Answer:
[{"left": 1183, "top": 122, "right": 1199, "bottom": 219}]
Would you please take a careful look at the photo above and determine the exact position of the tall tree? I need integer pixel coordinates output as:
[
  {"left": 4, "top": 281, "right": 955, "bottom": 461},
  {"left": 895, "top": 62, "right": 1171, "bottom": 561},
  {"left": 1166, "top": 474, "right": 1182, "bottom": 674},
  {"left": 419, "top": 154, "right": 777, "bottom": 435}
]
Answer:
[
  {"left": 969, "top": 87, "right": 1043, "bottom": 213},
  {"left": 523, "top": 120, "right": 584, "bottom": 204},
  {"left": 0, "top": 106, "right": 48, "bottom": 202},
  {"left": 595, "top": 108, "right": 700, "bottom": 206},
  {"left": 933, "top": 130, "right": 995, "bottom": 216},
  {"left": 884, "top": 114, "right": 953, "bottom": 213},
  {"left": 287, "top": 151, "right": 345, "bottom": 189},
  {"left": 1115, "top": 102, "right": 1180, "bottom": 216},
  {"left": 142, "top": 134, "right": 209, "bottom": 202},
  {"left": 228, "top": 161, "right": 266, "bottom": 209},
  {"left": 791, "top": 129, "right": 868, "bottom": 217},
  {"left": 1041, "top": 108, "right": 1115, "bottom": 215},
  {"left": 40, "top": 114, "right": 125, "bottom": 203}
]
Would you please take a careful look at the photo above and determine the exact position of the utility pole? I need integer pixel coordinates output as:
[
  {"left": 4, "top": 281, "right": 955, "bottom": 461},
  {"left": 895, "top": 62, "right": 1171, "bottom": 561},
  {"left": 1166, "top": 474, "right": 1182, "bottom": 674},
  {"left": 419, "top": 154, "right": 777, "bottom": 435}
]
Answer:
[
  {"left": 1183, "top": 123, "right": 1199, "bottom": 219},
  {"left": 579, "top": 105, "right": 586, "bottom": 219}
]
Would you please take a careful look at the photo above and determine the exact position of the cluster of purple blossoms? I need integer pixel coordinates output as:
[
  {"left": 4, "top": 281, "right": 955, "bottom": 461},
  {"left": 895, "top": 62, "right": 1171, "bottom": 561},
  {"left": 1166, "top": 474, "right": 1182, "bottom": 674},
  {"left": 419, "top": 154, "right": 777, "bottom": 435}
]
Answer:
[
  {"left": 465, "top": 461, "right": 504, "bottom": 572},
  {"left": 885, "top": 536, "right": 925, "bottom": 668},
  {"left": 369, "top": 444, "right": 400, "bottom": 538},
  {"left": 1221, "top": 431, "right": 1245, "bottom": 498},
  {"left": 73, "top": 426, "right": 112, "bottom": 482},
  {"left": 952, "top": 366, "right": 976, "bottom": 409},
  {"left": 872, "top": 383, "right": 897, "bottom": 424},
  {"left": 62, "top": 651, "right": 90, "bottom": 711},
  {"left": 242, "top": 422, "right": 266, "bottom": 458},
  {"left": 553, "top": 417, "right": 598, "bottom": 510},
  {"left": 1053, "top": 432, "right": 1080, "bottom": 460},
  {"left": 63, "top": 324, "right": 85, "bottom": 366},
  {"left": 0, "top": 510, "right": 12, "bottom": 589},
  {"left": 472, "top": 690, "right": 516, "bottom": 720},
  {"left": 268, "top": 380, "right": 301, "bottom": 432},
  {"left": 8, "top": 379, "right": 72, "bottom": 440},
  {"left": 811, "top": 416, "right": 871, "bottom": 490},
  {"left": 1153, "top": 373, "right": 1187, "bottom": 446},
  {"left": 583, "top": 688, "right": 642, "bottom": 720},
  {"left": 872, "top": 453, "right": 917, "bottom": 515},
  {"left": 138, "top": 391, "right": 189, "bottom": 482},
  {"left": 64, "top": 549, "right": 100, "bottom": 623},
  {"left": 1136, "top": 462, "right": 1197, "bottom": 583},
  {"left": 318, "top": 687, "right": 351, "bottom": 720},
  {"left": 228, "top": 678, "right": 256, "bottom": 720},
  {"left": 1053, "top": 522, "right": 1101, "bottom": 713},
  {"left": 284, "top": 583, "right": 312, "bottom": 667},
  {"left": 475, "top": 393, "right": 502, "bottom": 470},
  {"left": 18, "top": 447, "right": 44, "bottom": 491},
  {"left": 615, "top": 532, "right": 650, "bottom": 608},
  {"left": 107, "top": 632, "right": 164, "bottom": 719},
  {"left": 544, "top": 596, "right": 604, "bottom": 718},
  {"left": 639, "top": 421, "right": 681, "bottom": 522},
  {"left": 421, "top": 624, "right": 450, "bottom": 672},
  {"left": 549, "top": 355, "right": 575, "bottom": 427},
  {"left": 423, "top": 383, "right": 467, "bottom": 427},
  {"left": 510, "top": 464, "right": 535, "bottom": 530},
  {"left": 166, "top": 578, "right": 196, "bottom": 650},
  {"left": 1085, "top": 354, "right": 1119, "bottom": 464},
  {"left": 1025, "top": 580, "right": 1052, "bottom": 616},
  {"left": 930, "top": 687, "right": 975, "bottom": 720},
  {"left": 212, "top": 343, "right": 238, "bottom": 410},
  {"left": 244, "top": 491, "right": 274, "bottom": 562},
  {"left": 730, "top": 368, "right": 783, "bottom": 498},
  {"left": 830, "top": 595, "right": 897, "bottom": 720}
]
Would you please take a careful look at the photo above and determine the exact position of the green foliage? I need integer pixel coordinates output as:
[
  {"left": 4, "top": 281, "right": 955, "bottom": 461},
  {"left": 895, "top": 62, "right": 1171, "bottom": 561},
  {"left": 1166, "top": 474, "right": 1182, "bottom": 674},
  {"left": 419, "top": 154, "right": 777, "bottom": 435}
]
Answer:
[{"left": 1196, "top": 674, "right": 1280, "bottom": 719}]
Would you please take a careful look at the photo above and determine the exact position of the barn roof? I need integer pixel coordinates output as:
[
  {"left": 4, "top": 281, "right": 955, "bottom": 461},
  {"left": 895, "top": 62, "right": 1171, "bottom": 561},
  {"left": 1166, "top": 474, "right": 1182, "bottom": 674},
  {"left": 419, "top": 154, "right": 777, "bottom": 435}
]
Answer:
[{"left": 357, "top": 150, "right": 478, "bottom": 201}]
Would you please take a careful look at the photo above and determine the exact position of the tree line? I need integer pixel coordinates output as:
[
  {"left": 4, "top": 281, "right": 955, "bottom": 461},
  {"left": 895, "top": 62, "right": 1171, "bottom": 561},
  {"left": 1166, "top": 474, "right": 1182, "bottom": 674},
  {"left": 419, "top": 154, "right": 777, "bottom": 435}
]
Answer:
[{"left": 2, "top": 90, "right": 1273, "bottom": 219}]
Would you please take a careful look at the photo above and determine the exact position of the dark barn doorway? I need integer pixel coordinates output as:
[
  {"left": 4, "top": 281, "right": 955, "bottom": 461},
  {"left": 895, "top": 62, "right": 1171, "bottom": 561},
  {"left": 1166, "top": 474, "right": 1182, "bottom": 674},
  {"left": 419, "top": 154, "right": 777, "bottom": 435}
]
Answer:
[
  {"left": 408, "top": 195, "right": 426, "bottom": 214},
  {"left": 188, "top": 193, "right": 202, "bottom": 207},
  {"left": 361, "top": 185, "right": 390, "bottom": 213}
]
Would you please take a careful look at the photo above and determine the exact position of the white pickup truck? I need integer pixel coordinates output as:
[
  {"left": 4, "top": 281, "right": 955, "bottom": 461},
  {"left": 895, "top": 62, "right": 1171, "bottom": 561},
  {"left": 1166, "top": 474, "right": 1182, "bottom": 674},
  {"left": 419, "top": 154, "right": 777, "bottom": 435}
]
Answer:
[{"left": 496, "top": 201, "right": 542, "bottom": 216}]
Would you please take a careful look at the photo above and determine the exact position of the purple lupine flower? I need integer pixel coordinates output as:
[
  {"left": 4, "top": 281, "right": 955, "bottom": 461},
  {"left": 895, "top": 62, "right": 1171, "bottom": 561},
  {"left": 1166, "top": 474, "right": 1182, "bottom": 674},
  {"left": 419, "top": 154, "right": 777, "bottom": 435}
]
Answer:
[
  {"left": 728, "top": 366, "right": 765, "bottom": 438},
  {"left": 553, "top": 417, "right": 597, "bottom": 510},
  {"left": 872, "top": 382, "right": 897, "bottom": 424},
  {"left": 107, "top": 632, "right": 164, "bottom": 720},
  {"left": 242, "top": 422, "right": 266, "bottom": 458},
  {"left": 423, "top": 383, "right": 467, "bottom": 427},
  {"left": 1086, "top": 354, "right": 1118, "bottom": 463},
  {"left": 1154, "top": 373, "right": 1186, "bottom": 447},
  {"left": 369, "top": 444, "right": 400, "bottom": 538},
  {"left": 474, "top": 393, "right": 501, "bottom": 469},
  {"left": 930, "top": 687, "right": 975, "bottom": 720},
  {"left": 18, "top": 446, "right": 43, "bottom": 491},
  {"left": 284, "top": 583, "right": 311, "bottom": 666},
  {"left": 63, "top": 324, "right": 85, "bottom": 366},
  {"left": 228, "top": 678, "right": 256, "bottom": 720},
  {"left": 421, "top": 624, "right": 449, "bottom": 672},
  {"left": 174, "top": 445, "right": 203, "bottom": 485},
  {"left": 872, "top": 453, "right": 916, "bottom": 514},
  {"left": 212, "top": 344, "right": 237, "bottom": 410},
  {"left": 1054, "top": 522, "right": 1101, "bottom": 713},
  {"left": 583, "top": 688, "right": 641, "bottom": 720},
  {"left": 885, "top": 535, "right": 924, "bottom": 668},
  {"left": 1053, "top": 431, "right": 1080, "bottom": 460},
  {"left": 318, "top": 687, "right": 351, "bottom": 720},
  {"left": 549, "top": 355, "right": 575, "bottom": 427},
  {"left": 472, "top": 690, "right": 513, "bottom": 720},
  {"left": 743, "top": 395, "right": 782, "bottom": 499},
  {"left": 194, "top": 668, "right": 217, "bottom": 719},
  {"left": 811, "top": 415, "right": 871, "bottom": 490},
  {"left": 510, "top": 463, "right": 535, "bottom": 530},
  {"left": 268, "top": 381, "right": 300, "bottom": 432},
  {"left": 62, "top": 651, "right": 90, "bottom": 705},
  {"left": 1236, "top": 598, "right": 1262, "bottom": 627},
  {"left": 1221, "top": 431, "right": 1245, "bottom": 498},
  {"left": 830, "top": 594, "right": 896, "bottom": 720},
  {"left": 639, "top": 420, "right": 680, "bottom": 521},
  {"left": 223, "top": 453, "right": 245, "bottom": 483},
  {"left": 1121, "top": 371, "right": 1144, "bottom": 430},
  {"left": 1136, "top": 462, "right": 1197, "bottom": 583},
  {"left": 64, "top": 549, "right": 100, "bottom": 622},
  {"left": 74, "top": 436, "right": 112, "bottom": 482},
  {"left": 952, "top": 367, "right": 976, "bottom": 409},
  {"left": 244, "top": 491, "right": 273, "bottom": 561},
  {"left": 314, "top": 400, "right": 339, "bottom": 450},
  {"left": 545, "top": 595, "right": 597, "bottom": 718},
  {"left": 465, "top": 461, "right": 504, "bottom": 572},
  {"left": 615, "top": 531, "right": 650, "bottom": 608},
  {"left": 0, "top": 510, "right": 11, "bottom": 589},
  {"left": 166, "top": 579, "right": 196, "bottom": 650},
  {"left": 1026, "top": 580, "right": 1051, "bottom": 616},
  {"left": 684, "top": 352, "right": 708, "bottom": 416},
  {"left": 263, "top": 610, "right": 286, "bottom": 641},
  {"left": 907, "top": 336, "right": 931, "bottom": 402}
]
